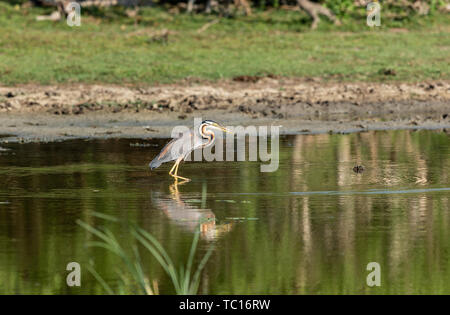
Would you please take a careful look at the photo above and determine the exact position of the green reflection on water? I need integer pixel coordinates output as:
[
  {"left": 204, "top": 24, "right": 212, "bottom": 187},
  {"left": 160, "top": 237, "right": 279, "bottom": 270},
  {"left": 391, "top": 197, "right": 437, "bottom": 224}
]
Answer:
[{"left": 0, "top": 130, "right": 449, "bottom": 294}]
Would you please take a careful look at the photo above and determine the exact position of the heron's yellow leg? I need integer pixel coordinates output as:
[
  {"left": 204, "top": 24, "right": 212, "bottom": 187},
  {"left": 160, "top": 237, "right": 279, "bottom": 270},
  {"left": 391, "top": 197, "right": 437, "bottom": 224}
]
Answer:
[
  {"left": 170, "top": 158, "right": 190, "bottom": 182},
  {"left": 169, "top": 162, "right": 177, "bottom": 176}
]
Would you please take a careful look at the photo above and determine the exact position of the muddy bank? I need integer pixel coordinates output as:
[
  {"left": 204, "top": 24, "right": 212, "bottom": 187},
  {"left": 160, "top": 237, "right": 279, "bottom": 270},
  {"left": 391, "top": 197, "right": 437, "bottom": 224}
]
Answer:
[{"left": 0, "top": 79, "right": 449, "bottom": 142}]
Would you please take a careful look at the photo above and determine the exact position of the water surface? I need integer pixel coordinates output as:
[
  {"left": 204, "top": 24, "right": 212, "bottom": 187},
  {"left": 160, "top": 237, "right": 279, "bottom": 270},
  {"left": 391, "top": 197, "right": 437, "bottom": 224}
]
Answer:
[{"left": 0, "top": 130, "right": 449, "bottom": 294}]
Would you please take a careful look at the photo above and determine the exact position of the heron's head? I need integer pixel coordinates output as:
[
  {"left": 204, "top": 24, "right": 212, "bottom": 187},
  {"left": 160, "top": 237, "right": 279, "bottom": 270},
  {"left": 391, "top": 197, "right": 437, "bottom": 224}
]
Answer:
[{"left": 201, "top": 120, "right": 233, "bottom": 134}]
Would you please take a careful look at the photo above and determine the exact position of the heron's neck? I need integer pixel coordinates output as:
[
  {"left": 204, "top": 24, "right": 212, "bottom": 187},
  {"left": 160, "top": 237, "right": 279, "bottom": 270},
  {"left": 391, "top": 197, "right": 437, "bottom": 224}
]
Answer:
[{"left": 200, "top": 125, "right": 214, "bottom": 146}]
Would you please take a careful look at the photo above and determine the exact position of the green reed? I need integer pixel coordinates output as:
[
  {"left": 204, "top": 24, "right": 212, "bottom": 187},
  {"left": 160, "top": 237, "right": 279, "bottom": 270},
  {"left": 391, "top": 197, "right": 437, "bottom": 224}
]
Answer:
[{"left": 77, "top": 213, "right": 214, "bottom": 295}]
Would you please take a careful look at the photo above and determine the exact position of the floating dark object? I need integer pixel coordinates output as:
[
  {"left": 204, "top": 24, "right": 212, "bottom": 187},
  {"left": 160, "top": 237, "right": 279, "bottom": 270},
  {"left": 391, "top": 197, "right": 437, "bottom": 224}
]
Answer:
[{"left": 353, "top": 165, "right": 365, "bottom": 173}]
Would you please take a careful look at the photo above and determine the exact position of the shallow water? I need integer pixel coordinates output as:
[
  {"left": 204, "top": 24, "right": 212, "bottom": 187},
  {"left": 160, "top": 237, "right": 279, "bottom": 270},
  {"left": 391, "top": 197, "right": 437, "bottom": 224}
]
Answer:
[{"left": 0, "top": 130, "right": 449, "bottom": 294}]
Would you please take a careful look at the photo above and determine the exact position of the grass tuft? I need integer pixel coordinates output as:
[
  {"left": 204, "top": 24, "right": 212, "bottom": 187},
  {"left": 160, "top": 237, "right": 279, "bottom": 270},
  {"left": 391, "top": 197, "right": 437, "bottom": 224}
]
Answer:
[{"left": 77, "top": 216, "right": 214, "bottom": 295}]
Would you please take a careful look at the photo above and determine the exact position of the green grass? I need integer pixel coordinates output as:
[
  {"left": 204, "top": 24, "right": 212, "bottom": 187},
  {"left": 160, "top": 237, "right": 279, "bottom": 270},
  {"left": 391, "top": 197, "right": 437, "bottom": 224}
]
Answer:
[{"left": 0, "top": 3, "right": 449, "bottom": 85}]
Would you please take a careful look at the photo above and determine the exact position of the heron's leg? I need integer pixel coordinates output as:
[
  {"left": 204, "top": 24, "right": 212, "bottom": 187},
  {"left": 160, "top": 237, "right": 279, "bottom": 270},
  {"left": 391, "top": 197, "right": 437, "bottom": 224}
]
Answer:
[
  {"left": 169, "top": 162, "right": 177, "bottom": 176},
  {"left": 174, "top": 160, "right": 180, "bottom": 175},
  {"left": 174, "top": 161, "right": 190, "bottom": 182},
  {"left": 171, "top": 158, "right": 190, "bottom": 182}
]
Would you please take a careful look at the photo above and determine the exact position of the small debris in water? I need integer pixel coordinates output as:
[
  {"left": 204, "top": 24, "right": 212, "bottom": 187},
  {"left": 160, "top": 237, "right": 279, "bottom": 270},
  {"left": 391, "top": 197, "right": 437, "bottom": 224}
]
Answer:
[
  {"left": 353, "top": 165, "right": 365, "bottom": 174},
  {"left": 226, "top": 217, "right": 259, "bottom": 221},
  {"left": 0, "top": 201, "right": 10, "bottom": 205},
  {"left": 0, "top": 146, "right": 10, "bottom": 152}
]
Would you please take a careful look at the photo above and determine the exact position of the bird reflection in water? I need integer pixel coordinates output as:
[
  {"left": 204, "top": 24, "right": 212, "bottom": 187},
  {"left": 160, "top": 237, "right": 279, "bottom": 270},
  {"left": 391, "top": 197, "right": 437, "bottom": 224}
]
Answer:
[{"left": 152, "top": 182, "right": 232, "bottom": 240}]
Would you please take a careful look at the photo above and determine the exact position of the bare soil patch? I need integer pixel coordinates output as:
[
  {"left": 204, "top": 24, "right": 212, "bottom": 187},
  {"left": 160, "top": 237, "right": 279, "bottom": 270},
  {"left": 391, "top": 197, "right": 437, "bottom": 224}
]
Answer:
[{"left": 0, "top": 78, "right": 449, "bottom": 142}]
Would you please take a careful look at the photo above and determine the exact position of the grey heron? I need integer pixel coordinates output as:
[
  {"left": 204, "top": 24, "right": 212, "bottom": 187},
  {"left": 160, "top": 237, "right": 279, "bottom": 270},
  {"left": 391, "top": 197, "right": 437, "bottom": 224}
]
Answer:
[{"left": 149, "top": 120, "right": 232, "bottom": 181}]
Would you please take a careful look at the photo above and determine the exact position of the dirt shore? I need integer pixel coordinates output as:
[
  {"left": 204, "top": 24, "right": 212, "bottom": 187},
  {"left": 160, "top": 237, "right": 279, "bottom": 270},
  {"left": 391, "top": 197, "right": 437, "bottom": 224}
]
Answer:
[{"left": 0, "top": 78, "right": 449, "bottom": 143}]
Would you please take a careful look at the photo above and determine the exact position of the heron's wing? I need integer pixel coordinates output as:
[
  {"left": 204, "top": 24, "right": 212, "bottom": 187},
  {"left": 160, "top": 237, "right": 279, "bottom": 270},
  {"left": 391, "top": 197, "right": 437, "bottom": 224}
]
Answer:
[
  {"left": 149, "top": 131, "right": 195, "bottom": 169},
  {"left": 183, "top": 135, "right": 209, "bottom": 161}
]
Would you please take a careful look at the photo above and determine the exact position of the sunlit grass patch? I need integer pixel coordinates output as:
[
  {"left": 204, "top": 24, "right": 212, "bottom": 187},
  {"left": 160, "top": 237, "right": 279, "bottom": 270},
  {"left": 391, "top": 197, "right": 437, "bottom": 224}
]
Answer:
[{"left": 0, "top": 3, "right": 449, "bottom": 85}]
